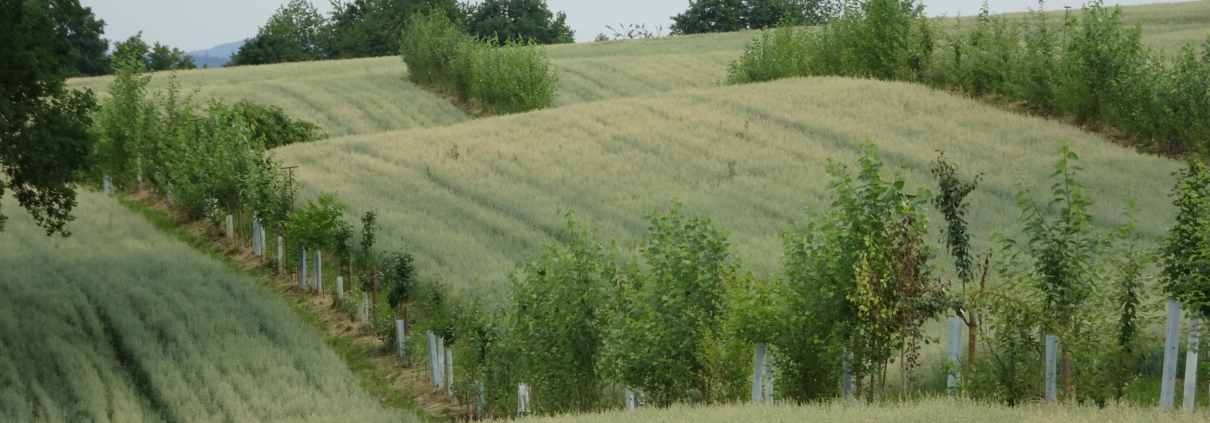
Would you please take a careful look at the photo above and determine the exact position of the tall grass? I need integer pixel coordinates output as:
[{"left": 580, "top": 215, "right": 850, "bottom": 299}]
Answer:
[
  {"left": 509, "top": 398, "right": 1207, "bottom": 423},
  {"left": 0, "top": 193, "right": 408, "bottom": 422},
  {"left": 274, "top": 77, "right": 1181, "bottom": 292}
]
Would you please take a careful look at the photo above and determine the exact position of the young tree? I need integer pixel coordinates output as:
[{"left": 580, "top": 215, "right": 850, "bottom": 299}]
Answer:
[
  {"left": 1, "top": 0, "right": 98, "bottom": 236},
  {"left": 463, "top": 0, "right": 574, "bottom": 45},
  {"left": 111, "top": 32, "right": 150, "bottom": 68}
]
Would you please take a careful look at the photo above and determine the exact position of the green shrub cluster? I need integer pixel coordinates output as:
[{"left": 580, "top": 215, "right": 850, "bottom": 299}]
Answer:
[
  {"left": 400, "top": 10, "right": 558, "bottom": 115},
  {"left": 90, "top": 55, "right": 330, "bottom": 262},
  {"left": 727, "top": 0, "right": 1210, "bottom": 155}
]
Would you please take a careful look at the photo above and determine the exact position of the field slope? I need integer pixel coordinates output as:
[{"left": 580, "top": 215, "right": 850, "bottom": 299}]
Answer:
[
  {"left": 63, "top": 2, "right": 1208, "bottom": 138},
  {"left": 0, "top": 193, "right": 407, "bottom": 422},
  {"left": 276, "top": 77, "right": 1180, "bottom": 291}
]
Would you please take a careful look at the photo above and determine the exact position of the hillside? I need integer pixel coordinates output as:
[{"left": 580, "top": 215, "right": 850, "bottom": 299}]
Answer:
[
  {"left": 0, "top": 193, "right": 407, "bottom": 422},
  {"left": 63, "top": 2, "right": 1207, "bottom": 138},
  {"left": 275, "top": 77, "right": 1180, "bottom": 291}
]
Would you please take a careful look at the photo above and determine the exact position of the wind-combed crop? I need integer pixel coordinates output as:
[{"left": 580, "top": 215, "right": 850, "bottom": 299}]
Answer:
[
  {"left": 728, "top": 0, "right": 1210, "bottom": 155},
  {"left": 0, "top": 192, "right": 405, "bottom": 422}
]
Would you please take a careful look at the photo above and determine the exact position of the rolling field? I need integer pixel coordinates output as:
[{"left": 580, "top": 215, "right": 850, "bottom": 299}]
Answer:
[
  {"left": 275, "top": 76, "right": 1180, "bottom": 291},
  {"left": 512, "top": 398, "right": 1206, "bottom": 423},
  {"left": 0, "top": 193, "right": 407, "bottom": 422},
  {"left": 64, "top": 2, "right": 1207, "bottom": 138}
]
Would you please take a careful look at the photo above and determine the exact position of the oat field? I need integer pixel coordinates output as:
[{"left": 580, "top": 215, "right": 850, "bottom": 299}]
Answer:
[
  {"left": 274, "top": 76, "right": 1181, "bottom": 291},
  {"left": 0, "top": 193, "right": 409, "bottom": 422}
]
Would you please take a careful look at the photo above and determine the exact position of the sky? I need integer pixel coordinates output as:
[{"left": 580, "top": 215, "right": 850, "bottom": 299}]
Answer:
[{"left": 81, "top": 0, "right": 1198, "bottom": 53}]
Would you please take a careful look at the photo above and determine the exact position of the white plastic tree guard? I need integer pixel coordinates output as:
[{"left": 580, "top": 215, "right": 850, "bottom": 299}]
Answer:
[
  {"left": 475, "top": 381, "right": 485, "bottom": 419},
  {"left": 625, "top": 389, "right": 636, "bottom": 410},
  {"left": 517, "top": 383, "right": 531, "bottom": 417},
  {"left": 312, "top": 250, "right": 321, "bottom": 293},
  {"left": 1044, "top": 335, "right": 1057, "bottom": 401},
  {"left": 947, "top": 316, "right": 963, "bottom": 392},
  {"left": 298, "top": 246, "right": 307, "bottom": 288},
  {"left": 445, "top": 346, "right": 454, "bottom": 396},
  {"left": 276, "top": 236, "right": 283, "bottom": 274},
  {"left": 225, "top": 215, "right": 234, "bottom": 240},
  {"left": 396, "top": 319, "right": 406, "bottom": 358},
  {"left": 762, "top": 350, "right": 774, "bottom": 402},
  {"left": 103, "top": 175, "right": 113, "bottom": 195},
  {"left": 252, "top": 215, "right": 261, "bottom": 255},
  {"left": 1162, "top": 300, "right": 1181, "bottom": 410},
  {"left": 337, "top": 276, "right": 344, "bottom": 301},
  {"left": 842, "top": 353, "right": 853, "bottom": 399},
  {"left": 427, "top": 331, "right": 438, "bottom": 387},
  {"left": 751, "top": 343, "right": 766, "bottom": 403},
  {"left": 435, "top": 336, "right": 446, "bottom": 389},
  {"left": 1184, "top": 315, "right": 1201, "bottom": 412}
]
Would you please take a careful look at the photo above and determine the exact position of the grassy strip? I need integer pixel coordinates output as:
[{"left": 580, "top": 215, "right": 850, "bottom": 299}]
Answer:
[{"left": 114, "top": 194, "right": 439, "bottom": 421}]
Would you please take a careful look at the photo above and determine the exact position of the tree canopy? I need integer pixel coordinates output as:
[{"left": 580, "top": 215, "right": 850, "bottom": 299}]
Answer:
[
  {"left": 112, "top": 32, "right": 196, "bottom": 71},
  {"left": 670, "top": 0, "right": 847, "bottom": 35},
  {"left": 34, "top": 0, "right": 110, "bottom": 76},
  {"left": 1, "top": 0, "right": 98, "bottom": 236},
  {"left": 230, "top": 0, "right": 327, "bottom": 65},
  {"left": 463, "top": 0, "right": 574, "bottom": 45},
  {"left": 325, "top": 0, "right": 459, "bottom": 59}
]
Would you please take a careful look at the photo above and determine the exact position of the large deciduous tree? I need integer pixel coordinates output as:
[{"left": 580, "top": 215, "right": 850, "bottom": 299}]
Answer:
[
  {"left": 1, "top": 0, "right": 98, "bottom": 236},
  {"left": 671, "top": 0, "right": 847, "bottom": 35},
  {"left": 463, "top": 0, "right": 574, "bottom": 45},
  {"left": 230, "top": 0, "right": 327, "bottom": 65},
  {"left": 35, "top": 0, "right": 111, "bottom": 76},
  {"left": 325, "top": 0, "right": 458, "bottom": 59}
]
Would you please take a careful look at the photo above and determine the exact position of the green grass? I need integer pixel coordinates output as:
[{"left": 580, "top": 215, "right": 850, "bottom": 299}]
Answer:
[
  {"left": 273, "top": 76, "right": 1180, "bottom": 292},
  {"left": 0, "top": 192, "right": 411, "bottom": 422},
  {"left": 509, "top": 397, "right": 1207, "bottom": 423}
]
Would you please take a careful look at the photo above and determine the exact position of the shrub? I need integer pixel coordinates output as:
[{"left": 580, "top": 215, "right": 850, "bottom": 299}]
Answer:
[
  {"left": 401, "top": 10, "right": 558, "bottom": 114},
  {"left": 232, "top": 100, "right": 327, "bottom": 149},
  {"left": 471, "top": 39, "right": 558, "bottom": 115}
]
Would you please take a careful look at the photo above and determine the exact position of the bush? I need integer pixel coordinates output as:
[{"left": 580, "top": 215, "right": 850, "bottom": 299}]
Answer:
[
  {"left": 401, "top": 10, "right": 558, "bottom": 114},
  {"left": 471, "top": 39, "right": 558, "bottom": 115},
  {"left": 232, "top": 100, "right": 327, "bottom": 149}
]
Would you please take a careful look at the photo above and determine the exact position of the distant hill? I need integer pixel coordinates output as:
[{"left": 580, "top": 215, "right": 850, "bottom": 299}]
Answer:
[{"left": 186, "top": 40, "right": 245, "bottom": 68}]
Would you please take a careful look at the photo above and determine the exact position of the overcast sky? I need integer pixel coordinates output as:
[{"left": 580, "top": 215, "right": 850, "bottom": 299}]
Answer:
[{"left": 81, "top": 0, "right": 1198, "bottom": 53}]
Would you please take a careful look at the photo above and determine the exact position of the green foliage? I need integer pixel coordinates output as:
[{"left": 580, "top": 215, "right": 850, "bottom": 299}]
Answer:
[
  {"left": 471, "top": 39, "right": 559, "bottom": 115},
  {"left": 607, "top": 203, "right": 742, "bottom": 406},
  {"left": 401, "top": 10, "right": 558, "bottom": 114},
  {"left": 91, "top": 54, "right": 156, "bottom": 191},
  {"left": 970, "top": 143, "right": 1154, "bottom": 404},
  {"left": 324, "top": 0, "right": 459, "bottom": 60},
  {"left": 285, "top": 192, "right": 346, "bottom": 250},
  {"left": 511, "top": 214, "right": 615, "bottom": 414},
  {"left": 729, "top": 0, "right": 1210, "bottom": 155},
  {"left": 671, "top": 0, "right": 844, "bottom": 35},
  {"left": 726, "top": 0, "right": 935, "bottom": 83},
  {"left": 230, "top": 0, "right": 327, "bottom": 66},
  {"left": 0, "top": 0, "right": 98, "bottom": 236},
  {"left": 385, "top": 251, "right": 416, "bottom": 309},
  {"left": 36, "top": 0, "right": 111, "bottom": 76},
  {"left": 930, "top": 151, "right": 981, "bottom": 288},
  {"left": 111, "top": 32, "right": 194, "bottom": 71},
  {"left": 232, "top": 100, "right": 328, "bottom": 149},
  {"left": 1160, "top": 161, "right": 1210, "bottom": 318},
  {"left": 779, "top": 141, "right": 939, "bottom": 401},
  {"left": 360, "top": 209, "right": 378, "bottom": 269},
  {"left": 463, "top": 0, "right": 575, "bottom": 45}
]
